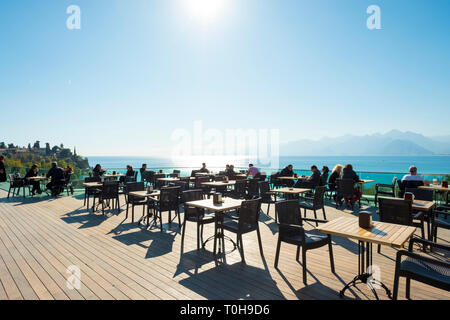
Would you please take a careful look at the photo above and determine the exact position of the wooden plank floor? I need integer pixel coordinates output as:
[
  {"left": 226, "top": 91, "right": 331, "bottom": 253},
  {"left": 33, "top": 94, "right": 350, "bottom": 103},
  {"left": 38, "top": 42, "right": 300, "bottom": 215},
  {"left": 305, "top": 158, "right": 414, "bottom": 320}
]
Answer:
[{"left": 0, "top": 189, "right": 449, "bottom": 300}]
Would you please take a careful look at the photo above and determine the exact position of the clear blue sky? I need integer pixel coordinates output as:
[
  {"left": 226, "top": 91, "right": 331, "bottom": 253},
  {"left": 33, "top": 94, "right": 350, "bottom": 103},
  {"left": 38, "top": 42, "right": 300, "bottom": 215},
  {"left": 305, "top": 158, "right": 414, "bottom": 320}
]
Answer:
[{"left": 1, "top": 0, "right": 449, "bottom": 156}]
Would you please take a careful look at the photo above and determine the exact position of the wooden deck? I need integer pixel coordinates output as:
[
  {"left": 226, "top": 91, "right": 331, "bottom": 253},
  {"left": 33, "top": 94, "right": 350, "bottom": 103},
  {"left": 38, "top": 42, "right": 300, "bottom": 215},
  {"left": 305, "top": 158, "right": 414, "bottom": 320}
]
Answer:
[{"left": 0, "top": 189, "right": 448, "bottom": 300}]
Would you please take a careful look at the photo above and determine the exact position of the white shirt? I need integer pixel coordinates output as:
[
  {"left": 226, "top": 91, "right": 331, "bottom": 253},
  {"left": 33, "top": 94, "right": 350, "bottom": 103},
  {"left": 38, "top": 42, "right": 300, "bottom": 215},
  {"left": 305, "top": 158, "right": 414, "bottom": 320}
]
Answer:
[{"left": 402, "top": 174, "right": 424, "bottom": 182}]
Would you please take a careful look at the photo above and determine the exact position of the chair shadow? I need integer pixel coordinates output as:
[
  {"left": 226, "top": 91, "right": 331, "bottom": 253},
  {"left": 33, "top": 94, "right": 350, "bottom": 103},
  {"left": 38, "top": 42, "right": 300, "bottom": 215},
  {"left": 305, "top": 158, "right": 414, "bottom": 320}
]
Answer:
[
  {"left": 178, "top": 262, "right": 284, "bottom": 300},
  {"left": 111, "top": 227, "right": 177, "bottom": 259},
  {"left": 61, "top": 208, "right": 109, "bottom": 229}
]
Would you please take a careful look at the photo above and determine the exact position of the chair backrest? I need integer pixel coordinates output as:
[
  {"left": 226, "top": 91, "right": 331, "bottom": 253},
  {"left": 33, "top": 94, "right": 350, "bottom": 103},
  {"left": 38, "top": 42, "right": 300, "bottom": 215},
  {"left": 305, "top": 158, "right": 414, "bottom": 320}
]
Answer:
[
  {"left": 214, "top": 175, "right": 225, "bottom": 182},
  {"left": 173, "top": 170, "right": 181, "bottom": 175},
  {"left": 85, "top": 176, "right": 101, "bottom": 183},
  {"left": 101, "top": 181, "right": 119, "bottom": 199},
  {"left": 405, "top": 188, "right": 433, "bottom": 201},
  {"left": 336, "top": 179, "right": 355, "bottom": 197},
  {"left": 247, "top": 179, "right": 259, "bottom": 196},
  {"left": 234, "top": 180, "right": 247, "bottom": 196},
  {"left": 195, "top": 176, "right": 210, "bottom": 189},
  {"left": 320, "top": 172, "right": 329, "bottom": 186},
  {"left": 313, "top": 186, "right": 326, "bottom": 207},
  {"left": 259, "top": 174, "right": 266, "bottom": 182},
  {"left": 403, "top": 179, "right": 425, "bottom": 189},
  {"left": 378, "top": 197, "right": 412, "bottom": 226},
  {"left": 168, "top": 173, "right": 179, "bottom": 178},
  {"left": 126, "top": 182, "right": 145, "bottom": 202},
  {"left": 191, "top": 170, "right": 200, "bottom": 177},
  {"left": 276, "top": 200, "right": 302, "bottom": 226},
  {"left": 172, "top": 181, "right": 187, "bottom": 192},
  {"left": 159, "top": 186, "right": 181, "bottom": 207},
  {"left": 238, "top": 198, "right": 262, "bottom": 229},
  {"left": 152, "top": 173, "right": 166, "bottom": 188},
  {"left": 182, "top": 189, "right": 204, "bottom": 219},
  {"left": 258, "top": 181, "right": 270, "bottom": 198}
]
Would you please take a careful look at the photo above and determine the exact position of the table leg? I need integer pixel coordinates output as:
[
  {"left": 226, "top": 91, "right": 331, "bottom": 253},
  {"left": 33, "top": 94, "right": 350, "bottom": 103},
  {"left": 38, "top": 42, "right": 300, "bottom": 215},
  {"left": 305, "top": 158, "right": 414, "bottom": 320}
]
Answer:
[{"left": 340, "top": 241, "right": 392, "bottom": 300}]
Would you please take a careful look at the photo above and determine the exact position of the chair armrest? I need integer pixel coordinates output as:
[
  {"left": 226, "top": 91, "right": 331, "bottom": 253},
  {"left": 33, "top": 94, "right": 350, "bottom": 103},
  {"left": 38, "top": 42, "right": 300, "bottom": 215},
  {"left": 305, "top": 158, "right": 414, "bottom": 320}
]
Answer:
[
  {"left": 408, "top": 237, "right": 450, "bottom": 252},
  {"left": 147, "top": 196, "right": 159, "bottom": 202},
  {"left": 303, "top": 217, "right": 328, "bottom": 224},
  {"left": 396, "top": 250, "right": 450, "bottom": 269},
  {"left": 375, "top": 183, "right": 394, "bottom": 188}
]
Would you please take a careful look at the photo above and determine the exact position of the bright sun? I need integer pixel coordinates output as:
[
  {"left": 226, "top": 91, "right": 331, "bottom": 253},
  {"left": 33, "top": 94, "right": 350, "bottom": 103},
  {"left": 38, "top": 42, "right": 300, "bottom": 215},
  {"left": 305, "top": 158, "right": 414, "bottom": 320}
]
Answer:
[{"left": 182, "top": 0, "right": 228, "bottom": 23}]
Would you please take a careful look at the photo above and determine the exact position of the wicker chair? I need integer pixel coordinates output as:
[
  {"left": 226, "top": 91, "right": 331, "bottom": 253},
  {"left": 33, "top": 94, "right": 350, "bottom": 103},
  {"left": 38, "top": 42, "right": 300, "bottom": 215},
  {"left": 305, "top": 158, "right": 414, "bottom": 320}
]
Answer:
[
  {"left": 275, "top": 200, "right": 334, "bottom": 285},
  {"left": 181, "top": 189, "right": 216, "bottom": 250},
  {"left": 258, "top": 181, "right": 277, "bottom": 219},
  {"left": 7, "top": 173, "right": 26, "bottom": 198},
  {"left": 374, "top": 177, "right": 397, "bottom": 206},
  {"left": 95, "top": 181, "right": 120, "bottom": 215},
  {"left": 125, "top": 182, "right": 146, "bottom": 223},
  {"left": 393, "top": 238, "right": 449, "bottom": 300},
  {"left": 298, "top": 186, "right": 327, "bottom": 226},
  {"left": 335, "top": 179, "right": 355, "bottom": 209}
]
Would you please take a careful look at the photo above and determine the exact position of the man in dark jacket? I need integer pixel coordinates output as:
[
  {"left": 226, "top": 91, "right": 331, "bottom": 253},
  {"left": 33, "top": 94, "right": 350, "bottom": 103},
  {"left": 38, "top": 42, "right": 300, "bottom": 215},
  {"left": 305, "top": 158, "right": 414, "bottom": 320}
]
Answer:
[
  {"left": 0, "top": 155, "right": 6, "bottom": 182},
  {"left": 279, "top": 164, "right": 295, "bottom": 187},
  {"left": 25, "top": 164, "right": 42, "bottom": 195},
  {"left": 295, "top": 165, "right": 321, "bottom": 188},
  {"left": 46, "top": 162, "right": 65, "bottom": 195}
]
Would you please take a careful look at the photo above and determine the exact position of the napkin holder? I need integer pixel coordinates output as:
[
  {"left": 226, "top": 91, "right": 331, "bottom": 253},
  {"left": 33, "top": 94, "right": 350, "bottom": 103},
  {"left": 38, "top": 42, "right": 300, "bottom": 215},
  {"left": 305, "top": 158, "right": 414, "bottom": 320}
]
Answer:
[
  {"left": 404, "top": 192, "right": 415, "bottom": 202},
  {"left": 359, "top": 211, "right": 372, "bottom": 229},
  {"left": 213, "top": 193, "right": 223, "bottom": 204}
]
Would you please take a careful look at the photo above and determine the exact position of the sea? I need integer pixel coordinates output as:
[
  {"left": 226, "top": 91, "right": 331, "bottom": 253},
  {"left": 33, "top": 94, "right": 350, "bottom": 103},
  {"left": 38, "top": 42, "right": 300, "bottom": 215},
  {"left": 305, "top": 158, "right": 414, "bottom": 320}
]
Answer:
[{"left": 88, "top": 156, "right": 450, "bottom": 175}]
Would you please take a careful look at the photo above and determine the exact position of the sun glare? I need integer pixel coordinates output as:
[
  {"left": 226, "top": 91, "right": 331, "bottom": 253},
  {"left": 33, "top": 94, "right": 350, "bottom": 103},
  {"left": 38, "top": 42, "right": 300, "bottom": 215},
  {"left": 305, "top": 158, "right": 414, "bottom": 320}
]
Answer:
[{"left": 182, "top": 0, "right": 228, "bottom": 23}]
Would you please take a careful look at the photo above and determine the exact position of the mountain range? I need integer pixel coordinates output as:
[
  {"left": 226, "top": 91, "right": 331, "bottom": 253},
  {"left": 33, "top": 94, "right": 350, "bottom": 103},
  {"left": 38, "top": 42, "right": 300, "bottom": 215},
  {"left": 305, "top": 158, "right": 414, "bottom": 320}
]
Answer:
[{"left": 280, "top": 130, "right": 450, "bottom": 156}]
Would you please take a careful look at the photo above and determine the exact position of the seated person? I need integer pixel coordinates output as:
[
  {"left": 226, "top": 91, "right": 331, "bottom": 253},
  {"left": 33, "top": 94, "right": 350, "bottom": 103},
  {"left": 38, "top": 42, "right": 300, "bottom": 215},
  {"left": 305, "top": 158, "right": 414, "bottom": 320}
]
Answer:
[
  {"left": 24, "top": 164, "right": 42, "bottom": 195},
  {"left": 340, "top": 164, "right": 361, "bottom": 206},
  {"left": 126, "top": 165, "right": 135, "bottom": 177},
  {"left": 402, "top": 166, "right": 425, "bottom": 184},
  {"left": 199, "top": 163, "right": 209, "bottom": 173},
  {"left": 247, "top": 164, "right": 260, "bottom": 178},
  {"left": 46, "top": 162, "right": 66, "bottom": 195},
  {"left": 65, "top": 165, "right": 74, "bottom": 176},
  {"left": 320, "top": 166, "right": 330, "bottom": 186},
  {"left": 140, "top": 164, "right": 147, "bottom": 177},
  {"left": 399, "top": 166, "right": 425, "bottom": 196},
  {"left": 279, "top": 164, "right": 295, "bottom": 187},
  {"left": 226, "top": 165, "right": 236, "bottom": 177},
  {"left": 328, "top": 164, "right": 343, "bottom": 192},
  {"left": 295, "top": 165, "right": 321, "bottom": 188},
  {"left": 93, "top": 164, "right": 106, "bottom": 177}
]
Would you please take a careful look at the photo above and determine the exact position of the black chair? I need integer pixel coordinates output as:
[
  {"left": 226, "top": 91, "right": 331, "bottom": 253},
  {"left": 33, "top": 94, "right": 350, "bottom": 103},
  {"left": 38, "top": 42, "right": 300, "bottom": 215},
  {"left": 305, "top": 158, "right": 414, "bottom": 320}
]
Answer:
[
  {"left": 298, "top": 186, "right": 327, "bottom": 226},
  {"left": 269, "top": 173, "right": 281, "bottom": 189},
  {"left": 95, "top": 181, "right": 120, "bottom": 215},
  {"left": 84, "top": 176, "right": 101, "bottom": 209},
  {"left": 173, "top": 170, "right": 181, "bottom": 175},
  {"left": 181, "top": 189, "right": 216, "bottom": 250},
  {"left": 319, "top": 172, "right": 329, "bottom": 187},
  {"left": 125, "top": 182, "right": 146, "bottom": 223},
  {"left": 375, "top": 177, "right": 397, "bottom": 206},
  {"left": 406, "top": 188, "right": 434, "bottom": 239},
  {"left": 246, "top": 179, "right": 260, "bottom": 199},
  {"left": 152, "top": 173, "right": 166, "bottom": 189},
  {"left": 142, "top": 170, "right": 155, "bottom": 186},
  {"left": 217, "top": 198, "right": 263, "bottom": 264},
  {"left": 398, "top": 179, "right": 425, "bottom": 198},
  {"left": 7, "top": 174, "right": 26, "bottom": 198},
  {"left": 258, "top": 181, "right": 277, "bottom": 219},
  {"left": 377, "top": 198, "right": 425, "bottom": 253},
  {"left": 150, "top": 186, "right": 181, "bottom": 232},
  {"left": 274, "top": 200, "right": 334, "bottom": 285},
  {"left": 335, "top": 179, "right": 355, "bottom": 209},
  {"left": 230, "top": 180, "right": 247, "bottom": 199},
  {"left": 393, "top": 238, "right": 449, "bottom": 300},
  {"left": 431, "top": 205, "right": 450, "bottom": 243},
  {"left": 62, "top": 173, "right": 74, "bottom": 196}
]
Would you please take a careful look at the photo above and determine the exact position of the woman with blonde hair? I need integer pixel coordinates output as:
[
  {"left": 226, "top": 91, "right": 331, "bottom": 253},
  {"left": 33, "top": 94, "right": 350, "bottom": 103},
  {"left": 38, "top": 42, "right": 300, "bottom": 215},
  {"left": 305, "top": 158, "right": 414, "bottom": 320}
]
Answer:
[{"left": 328, "top": 164, "right": 343, "bottom": 192}]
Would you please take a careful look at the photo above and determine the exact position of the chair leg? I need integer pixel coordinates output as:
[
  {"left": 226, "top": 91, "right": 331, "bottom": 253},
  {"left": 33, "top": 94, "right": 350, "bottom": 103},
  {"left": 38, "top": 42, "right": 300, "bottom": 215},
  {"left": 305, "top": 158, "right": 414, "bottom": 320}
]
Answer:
[
  {"left": 267, "top": 203, "right": 270, "bottom": 217},
  {"left": 126, "top": 203, "right": 129, "bottom": 219},
  {"left": 7, "top": 187, "right": 11, "bottom": 199},
  {"left": 313, "top": 210, "right": 318, "bottom": 227},
  {"left": 238, "top": 233, "right": 245, "bottom": 263},
  {"left": 177, "top": 208, "right": 181, "bottom": 229},
  {"left": 393, "top": 269, "right": 400, "bottom": 300},
  {"left": 296, "top": 245, "right": 300, "bottom": 261},
  {"left": 377, "top": 244, "right": 381, "bottom": 254},
  {"left": 302, "top": 247, "right": 307, "bottom": 285},
  {"left": 256, "top": 228, "right": 264, "bottom": 258},
  {"left": 328, "top": 238, "right": 335, "bottom": 273},
  {"left": 132, "top": 204, "right": 135, "bottom": 223},
  {"left": 406, "top": 277, "right": 411, "bottom": 299},
  {"left": 197, "top": 223, "right": 201, "bottom": 250},
  {"left": 274, "top": 237, "right": 281, "bottom": 268},
  {"left": 181, "top": 218, "right": 187, "bottom": 250},
  {"left": 322, "top": 207, "right": 327, "bottom": 221}
]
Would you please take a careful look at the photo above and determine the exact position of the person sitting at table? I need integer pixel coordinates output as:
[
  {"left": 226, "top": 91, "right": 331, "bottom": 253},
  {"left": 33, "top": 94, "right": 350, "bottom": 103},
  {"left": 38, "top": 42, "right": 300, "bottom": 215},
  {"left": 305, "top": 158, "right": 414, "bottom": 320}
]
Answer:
[
  {"left": 328, "top": 164, "right": 343, "bottom": 192},
  {"left": 199, "top": 163, "right": 209, "bottom": 173},
  {"left": 341, "top": 164, "right": 361, "bottom": 207},
  {"left": 320, "top": 166, "right": 330, "bottom": 186},
  {"left": 226, "top": 165, "right": 236, "bottom": 177},
  {"left": 46, "top": 162, "right": 66, "bottom": 196},
  {"left": 140, "top": 164, "right": 147, "bottom": 177},
  {"left": 279, "top": 165, "right": 295, "bottom": 187},
  {"left": 24, "top": 164, "right": 42, "bottom": 195},
  {"left": 295, "top": 165, "right": 321, "bottom": 188},
  {"left": 93, "top": 164, "right": 106, "bottom": 177},
  {"left": 402, "top": 166, "right": 425, "bottom": 184},
  {"left": 0, "top": 155, "right": 6, "bottom": 183},
  {"left": 65, "top": 165, "right": 74, "bottom": 176},
  {"left": 126, "top": 165, "right": 135, "bottom": 177},
  {"left": 247, "top": 164, "right": 260, "bottom": 178}
]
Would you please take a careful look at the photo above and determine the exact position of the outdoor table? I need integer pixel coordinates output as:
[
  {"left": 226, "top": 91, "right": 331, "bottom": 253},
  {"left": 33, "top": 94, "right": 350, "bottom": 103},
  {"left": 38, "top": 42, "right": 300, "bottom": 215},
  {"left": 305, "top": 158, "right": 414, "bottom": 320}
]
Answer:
[
  {"left": 270, "top": 187, "right": 312, "bottom": 200},
  {"left": 317, "top": 217, "right": 416, "bottom": 300},
  {"left": 418, "top": 184, "right": 449, "bottom": 204},
  {"left": 201, "top": 180, "right": 236, "bottom": 187},
  {"left": 411, "top": 199, "right": 436, "bottom": 240},
  {"left": 157, "top": 177, "right": 180, "bottom": 182},
  {"left": 185, "top": 197, "right": 243, "bottom": 255},
  {"left": 83, "top": 182, "right": 102, "bottom": 188},
  {"left": 27, "top": 176, "right": 50, "bottom": 195},
  {"left": 127, "top": 190, "right": 161, "bottom": 226}
]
